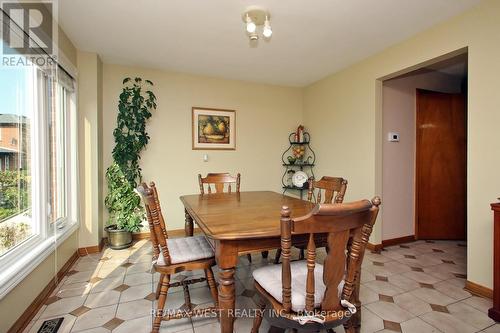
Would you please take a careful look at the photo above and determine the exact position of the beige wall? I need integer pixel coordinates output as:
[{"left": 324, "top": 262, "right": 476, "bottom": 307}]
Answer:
[
  {"left": 102, "top": 64, "right": 304, "bottom": 230},
  {"left": 78, "top": 51, "right": 104, "bottom": 247},
  {"left": 0, "top": 232, "right": 78, "bottom": 332},
  {"left": 382, "top": 70, "right": 463, "bottom": 240},
  {"left": 304, "top": 0, "right": 500, "bottom": 288},
  {"left": 58, "top": 26, "right": 77, "bottom": 68}
]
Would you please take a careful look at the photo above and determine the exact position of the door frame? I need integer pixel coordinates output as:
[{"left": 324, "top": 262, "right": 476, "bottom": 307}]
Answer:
[{"left": 375, "top": 48, "right": 468, "bottom": 245}]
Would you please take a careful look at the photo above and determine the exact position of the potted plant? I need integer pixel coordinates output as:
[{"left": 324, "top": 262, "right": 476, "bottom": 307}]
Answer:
[
  {"left": 105, "top": 77, "right": 157, "bottom": 249},
  {"left": 104, "top": 163, "right": 143, "bottom": 249}
]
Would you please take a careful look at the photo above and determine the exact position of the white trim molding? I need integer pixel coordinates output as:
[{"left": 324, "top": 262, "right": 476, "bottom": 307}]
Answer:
[{"left": 0, "top": 223, "right": 78, "bottom": 299}]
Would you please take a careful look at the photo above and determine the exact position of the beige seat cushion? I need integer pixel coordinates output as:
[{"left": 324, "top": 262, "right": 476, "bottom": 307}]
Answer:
[
  {"left": 253, "top": 261, "right": 344, "bottom": 312},
  {"left": 157, "top": 235, "right": 214, "bottom": 265}
]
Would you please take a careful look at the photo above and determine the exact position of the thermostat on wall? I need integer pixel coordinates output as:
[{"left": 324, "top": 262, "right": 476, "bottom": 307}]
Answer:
[{"left": 388, "top": 132, "right": 400, "bottom": 142}]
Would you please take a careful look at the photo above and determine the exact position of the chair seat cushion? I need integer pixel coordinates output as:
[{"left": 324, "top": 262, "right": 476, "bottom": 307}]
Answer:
[
  {"left": 157, "top": 235, "right": 214, "bottom": 265},
  {"left": 253, "top": 261, "right": 344, "bottom": 312}
]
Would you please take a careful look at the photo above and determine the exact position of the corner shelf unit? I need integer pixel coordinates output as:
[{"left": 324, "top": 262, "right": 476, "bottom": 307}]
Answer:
[{"left": 281, "top": 132, "right": 316, "bottom": 199}]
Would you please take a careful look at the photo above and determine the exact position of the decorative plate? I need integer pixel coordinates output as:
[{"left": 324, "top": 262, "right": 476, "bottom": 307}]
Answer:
[{"left": 292, "top": 171, "right": 308, "bottom": 188}]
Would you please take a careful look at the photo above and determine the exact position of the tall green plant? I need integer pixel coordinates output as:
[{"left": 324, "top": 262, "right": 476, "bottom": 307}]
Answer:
[
  {"left": 105, "top": 77, "right": 157, "bottom": 231},
  {"left": 113, "top": 77, "right": 157, "bottom": 187}
]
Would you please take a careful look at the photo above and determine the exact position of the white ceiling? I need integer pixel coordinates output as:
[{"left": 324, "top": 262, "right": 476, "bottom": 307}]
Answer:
[{"left": 58, "top": 0, "right": 481, "bottom": 87}]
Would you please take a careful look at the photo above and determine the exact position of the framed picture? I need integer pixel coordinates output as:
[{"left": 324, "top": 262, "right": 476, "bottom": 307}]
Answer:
[{"left": 192, "top": 107, "right": 236, "bottom": 150}]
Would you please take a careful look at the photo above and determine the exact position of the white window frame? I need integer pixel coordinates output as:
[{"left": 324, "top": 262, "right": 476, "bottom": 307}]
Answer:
[
  {"left": 51, "top": 81, "right": 78, "bottom": 231},
  {"left": 0, "top": 66, "right": 79, "bottom": 299}
]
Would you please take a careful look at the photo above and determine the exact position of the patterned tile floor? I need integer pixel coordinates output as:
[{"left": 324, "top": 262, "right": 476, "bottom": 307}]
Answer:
[{"left": 24, "top": 239, "right": 500, "bottom": 333}]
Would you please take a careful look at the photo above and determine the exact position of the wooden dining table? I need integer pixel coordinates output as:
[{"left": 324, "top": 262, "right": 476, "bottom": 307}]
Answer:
[{"left": 180, "top": 191, "right": 316, "bottom": 333}]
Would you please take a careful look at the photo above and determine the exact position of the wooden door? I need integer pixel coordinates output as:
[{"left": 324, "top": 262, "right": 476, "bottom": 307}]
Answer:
[{"left": 416, "top": 89, "right": 466, "bottom": 239}]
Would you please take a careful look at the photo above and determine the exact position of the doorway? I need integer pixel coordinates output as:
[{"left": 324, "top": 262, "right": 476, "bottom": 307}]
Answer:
[{"left": 381, "top": 52, "right": 468, "bottom": 242}]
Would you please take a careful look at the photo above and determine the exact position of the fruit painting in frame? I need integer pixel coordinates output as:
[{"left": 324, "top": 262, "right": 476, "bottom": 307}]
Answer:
[{"left": 192, "top": 107, "right": 236, "bottom": 150}]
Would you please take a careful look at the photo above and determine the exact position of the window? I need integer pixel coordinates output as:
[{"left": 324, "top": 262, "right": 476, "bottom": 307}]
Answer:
[
  {"left": 0, "top": 47, "right": 77, "bottom": 296},
  {"left": 0, "top": 61, "right": 35, "bottom": 256},
  {"left": 0, "top": 64, "right": 77, "bottom": 235},
  {"left": 0, "top": 5, "right": 78, "bottom": 298}
]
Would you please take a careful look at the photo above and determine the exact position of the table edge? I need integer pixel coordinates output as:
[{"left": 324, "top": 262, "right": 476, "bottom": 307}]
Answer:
[{"left": 179, "top": 190, "right": 309, "bottom": 241}]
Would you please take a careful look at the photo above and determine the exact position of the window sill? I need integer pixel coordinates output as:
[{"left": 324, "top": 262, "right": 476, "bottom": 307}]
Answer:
[{"left": 0, "top": 222, "right": 79, "bottom": 300}]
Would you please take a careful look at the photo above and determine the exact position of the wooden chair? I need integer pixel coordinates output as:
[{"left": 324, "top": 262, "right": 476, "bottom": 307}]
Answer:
[
  {"left": 137, "top": 182, "right": 219, "bottom": 333},
  {"left": 307, "top": 176, "right": 348, "bottom": 204},
  {"left": 251, "top": 197, "right": 381, "bottom": 333},
  {"left": 198, "top": 173, "right": 267, "bottom": 263},
  {"left": 198, "top": 172, "right": 240, "bottom": 194},
  {"left": 274, "top": 176, "right": 348, "bottom": 264}
]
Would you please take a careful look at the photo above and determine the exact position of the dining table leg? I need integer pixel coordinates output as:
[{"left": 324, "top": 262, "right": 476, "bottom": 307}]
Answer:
[
  {"left": 217, "top": 241, "right": 238, "bottom": 333},
  {"left": 184, "top": 208, "right": 194, "bottom": 236}
]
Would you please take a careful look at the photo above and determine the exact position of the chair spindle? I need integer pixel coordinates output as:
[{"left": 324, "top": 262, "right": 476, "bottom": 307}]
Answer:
[
  {"left": 281, "top": 206, "right": 292, "bottom": 312},
  {"left": 305, "top": 233, "right": 316, "bottom": 312}
]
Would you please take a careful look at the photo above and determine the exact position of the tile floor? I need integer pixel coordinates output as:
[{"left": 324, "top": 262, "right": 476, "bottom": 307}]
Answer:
[{"left": 24, "top": 239, "right": 500, "bottom": 333}]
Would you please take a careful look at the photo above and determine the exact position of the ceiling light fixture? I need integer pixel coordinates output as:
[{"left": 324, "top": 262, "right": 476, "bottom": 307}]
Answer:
[{"left": 241, "top": 6, "right": 272, "bottom": 42}]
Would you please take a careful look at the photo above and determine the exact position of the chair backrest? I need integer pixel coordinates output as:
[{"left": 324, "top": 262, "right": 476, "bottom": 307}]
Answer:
[
  {"left": 136, "top": 182, "right": 171, "bottom": 265},
  {"left": 198, "top": 173, "right": 241, "bottom": 194},
  {"left": 307, "top": 176, "right": 347, "bottom": 204},
  {"left": 280, "top": 197, "right": 381, "bottom": 313}
]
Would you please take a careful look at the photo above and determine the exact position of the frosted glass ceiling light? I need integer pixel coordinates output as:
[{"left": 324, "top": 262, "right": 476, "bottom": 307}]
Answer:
[
  {"left": 263, "top": 16, "right": 272, "bottom": 38},
  {"left": 246, "top": 14, "right": 256, "bottom": 33},
  {"left": 242, "top": 6, "right": 272, "bottom": 42}
]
